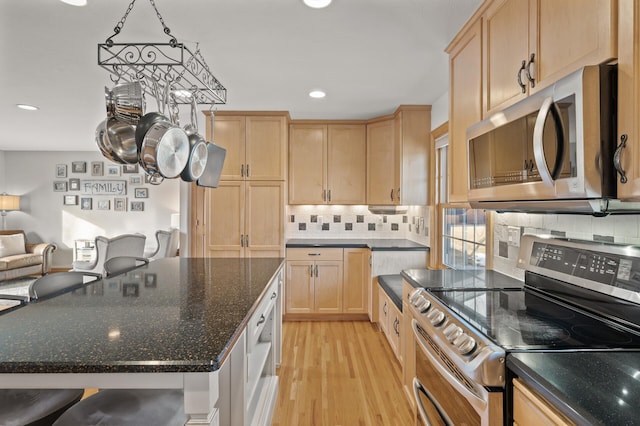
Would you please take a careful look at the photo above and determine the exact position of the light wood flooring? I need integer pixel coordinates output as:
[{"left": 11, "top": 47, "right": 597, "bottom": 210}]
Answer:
[{"left": 272, "top": 321, "right": 415, "bottom": 426}]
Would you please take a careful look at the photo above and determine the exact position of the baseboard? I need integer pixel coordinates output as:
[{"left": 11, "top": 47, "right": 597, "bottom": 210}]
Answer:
[{"left": 283, "top": 313, "right": 369, "bottom": 321}]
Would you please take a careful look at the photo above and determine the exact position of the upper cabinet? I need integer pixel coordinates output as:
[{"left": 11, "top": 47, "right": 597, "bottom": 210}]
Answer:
[
  {"left": 366, "top": 106, "right": 431, "bottom": 205},
  {"left": 448, "top": 19, "right": 483, "bottom": 204},
  {"left": 289, "top": 123, "right": 366, "bottom": 205},
  {"left": 483, "top": 0, "right": 617, "bottom": 115},
  {"left": 618, "top": 0, "right": 640, "bottom": 199},
  {"left": 204, "top": 112, "right": 288, "bottom": 181}
]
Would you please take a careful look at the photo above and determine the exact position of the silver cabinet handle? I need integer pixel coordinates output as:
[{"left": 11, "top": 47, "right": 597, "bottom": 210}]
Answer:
[
  {"left": 246, "top": 164, "right": 250, "bottom": 177},
  {"left": 314, "top": 265, "right": 318, "bottom": 277},
  {"left": 525, "top": 52, "right": 535, "bottom": 88},
  {"left": 245, "top": 235, "right": 249, "bottom": 247},
  {"left": 614, "top": 134, "right": 628, "bottom": 184},
  {"left": 328, "top": 189, "right": 331, "bottom": 202},
  {"left": 307, "top": 253, "right": 321, "bottom": 256},
  {"left": 241, "top": 164, "right": 244, "bottom": 177},
  {"left": 323, "top": 189, "right": 327, "bottom": 202},
  {"left": 396, "top": 188, "right": 400, "bottom": 202},
  {"left": 256, "top": 314, "right": 265, "bottom": 327},
  {"left": 390, "top": 189, "right": 394, "bottom": 201},
  {"left": 310, "top": 265, "right": 314, "bottom": 277},
  {"left": 271, "top": 292, "right": 277, "bottom": 300},
  {"left": 240, "top": 234, "right": 244, "bottom": 247},
  {"left": 383, "top": 301, "right": 387, "bottom": 315},
  {"left": 517, "top": 59, "right": 526, "bottom": 93}
]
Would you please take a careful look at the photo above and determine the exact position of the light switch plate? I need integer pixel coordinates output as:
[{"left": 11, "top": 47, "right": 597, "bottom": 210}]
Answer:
[{"left": 507, "top": 226, "right": 520, "bottom": 247}]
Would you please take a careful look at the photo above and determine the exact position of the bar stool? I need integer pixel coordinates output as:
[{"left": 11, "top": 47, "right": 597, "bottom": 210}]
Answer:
[{"left": 52, "top": 389, "right": 186, "bottom": 426}]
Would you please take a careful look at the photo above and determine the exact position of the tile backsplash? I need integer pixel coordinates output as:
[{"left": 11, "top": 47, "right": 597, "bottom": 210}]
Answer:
[
  {"left": 492, "top": 212, "right": 640, "bottom": 280},
  {"left": 286, "top": 205, "right": 429, "bottom": 245}
]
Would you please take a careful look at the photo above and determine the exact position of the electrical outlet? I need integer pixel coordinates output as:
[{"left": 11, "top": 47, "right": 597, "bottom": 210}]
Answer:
[{"left": 507, "top": 226, "right": 520, "bottom": 247}]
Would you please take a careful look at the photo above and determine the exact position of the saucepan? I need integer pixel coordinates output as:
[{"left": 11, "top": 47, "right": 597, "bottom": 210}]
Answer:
[
  {"left": 181, "top": 95, "right": 209, "bottom": 182},
  {"left": 138, "top": 86, "right": 189, "bottom": 178},
  {"left": 95, "top": 119, "right": 123, "bottom": 164},
  {"left": 105, "top": 81, "right": 144, "bottom": 125}
]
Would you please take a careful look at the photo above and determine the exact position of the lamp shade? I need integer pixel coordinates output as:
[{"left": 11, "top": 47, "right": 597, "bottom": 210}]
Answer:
[{"left": 0, "top": 194, "right": 20, "bottom": 211}]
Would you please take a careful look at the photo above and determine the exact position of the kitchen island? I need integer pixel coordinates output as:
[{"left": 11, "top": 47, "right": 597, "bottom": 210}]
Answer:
[{"left": 0, "top": 257, "right": 284, "bottom": 426}]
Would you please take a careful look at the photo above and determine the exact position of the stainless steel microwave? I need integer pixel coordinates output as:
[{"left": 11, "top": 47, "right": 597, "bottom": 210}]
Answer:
[{"left": 466, "top": 64, "right": 619, "bottom": 215}]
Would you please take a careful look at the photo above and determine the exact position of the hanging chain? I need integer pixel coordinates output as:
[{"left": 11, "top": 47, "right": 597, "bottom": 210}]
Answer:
[{"left": 105, "top": 0, "right": 177, "bottom": 47}]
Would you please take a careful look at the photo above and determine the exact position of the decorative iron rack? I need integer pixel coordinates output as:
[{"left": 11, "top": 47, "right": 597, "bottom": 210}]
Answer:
[{"left": 97, "top": 0, "right": 226, "bottom": 105}]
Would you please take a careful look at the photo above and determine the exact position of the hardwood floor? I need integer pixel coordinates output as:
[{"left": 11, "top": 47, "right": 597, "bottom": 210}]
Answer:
[{"left": 272, "top": 321, "right": 415, "bottom": 426}]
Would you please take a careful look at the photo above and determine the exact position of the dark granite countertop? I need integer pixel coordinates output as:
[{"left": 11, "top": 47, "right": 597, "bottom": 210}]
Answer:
[
  {"left": 0, "top": 257, "right": 284, "bottom": 374},
  {"left": 401, "top": 268, "right": 524, "bottom": 290},
  {"left": 508, "top": 351, "right": 640, "bottom": 425},
  {"left": 286, "top": 238, "right": 429, "bottom": 251}
]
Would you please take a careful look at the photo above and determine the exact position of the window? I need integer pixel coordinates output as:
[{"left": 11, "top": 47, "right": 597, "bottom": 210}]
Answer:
[{"left": 442, "top": 208, "right": 486, "bottom": 269}]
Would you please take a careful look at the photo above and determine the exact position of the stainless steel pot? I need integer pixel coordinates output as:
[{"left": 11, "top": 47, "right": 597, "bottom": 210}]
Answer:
[
  {"left": 95, "top": 119, "right": 124, "bottom": 164},
  {"left": 181, "top": 96, "right": 209, "bottom": 182},
  {"left": 105, "top": 116, "right": 138, "bottom": 164},
  {"left": 139, "top": 121, "right": 189, "bottom": 178}
]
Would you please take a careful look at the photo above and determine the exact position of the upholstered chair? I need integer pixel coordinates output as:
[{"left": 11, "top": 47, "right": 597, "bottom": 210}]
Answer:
[{"left": 71, "top": 234, "right": 146, "bottom": 276}]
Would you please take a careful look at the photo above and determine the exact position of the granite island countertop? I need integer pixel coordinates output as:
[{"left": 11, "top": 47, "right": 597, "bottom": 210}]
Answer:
[
  {"left": 286, "top": 238, "right": 429, "bottom": 251},
  {"left": 0, "top": 257, "right": 284, "bottom": 374},
  {"left": 508, "top": 351, "right": 640, "bottom": 425}
]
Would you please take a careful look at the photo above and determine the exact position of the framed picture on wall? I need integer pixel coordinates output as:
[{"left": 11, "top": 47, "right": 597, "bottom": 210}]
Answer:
[
  {"left": 114, "top": 197, "right": 127, "bottom": 212},
  {"left": 69, "top": 178, "right": 80, "bottom": 191},
  {"left": 53, "top": 181, "right": 67, "bottom": 192},
  {"left": 63, "top": 195, "right": 78, "bottom": 205},
  {"left": 130, "top": 201, "right": 144, "bottom": 211},
  {"left": 106, "top": 165, "right": 120, "bottom": 176},
  {"left": 122, "top": 164, "right": 139, "bottom": 174},
  {"left": 134, "top": 188, "right": 148, "bottom": 198},
  {"left": 56, "top": 164, "right": 67, "bottom": 178},
  {"left": 129, "top": 175, "right": 142, "bottom": 185},
  {"left": 97, "top": 199, "right": 110, "bottom": 210},
  {"left": 80, "top": 197, "right": 92, "bottom": 210},
  {"left": 72, "top": 161, "right": 87, "bottom": 173},
  {"left": 91, "top": 161, "right": 104, "bottom": 176}
]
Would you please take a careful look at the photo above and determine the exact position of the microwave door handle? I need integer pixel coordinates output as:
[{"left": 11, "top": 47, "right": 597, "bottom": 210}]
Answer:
[
  {"left": 533, "top": 97, "right": 566, "bottom": 186},
  {"left": 413, "top": 378, "right": 454, "bottom": 426},
  {"left": 411, "top": 319, "right": 487, "bottom": 412}
]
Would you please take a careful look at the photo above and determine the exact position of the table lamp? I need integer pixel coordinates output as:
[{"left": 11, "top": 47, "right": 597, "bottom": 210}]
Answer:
[{"left": 0, "top": 193, "right": 20, "bottom": 230}]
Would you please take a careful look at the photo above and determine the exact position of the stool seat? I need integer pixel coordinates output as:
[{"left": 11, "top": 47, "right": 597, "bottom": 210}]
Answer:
[
  {"left": 52, "top": 389, "right": 186, "bottom": 426},
  {"left": 0, "top": 389, "right": 84, "bottom": 426}
]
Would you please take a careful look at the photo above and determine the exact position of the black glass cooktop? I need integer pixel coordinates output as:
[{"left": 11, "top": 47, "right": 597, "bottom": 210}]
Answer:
[{"left": 428, "top": 288, "right": 640, "bottom": 351}]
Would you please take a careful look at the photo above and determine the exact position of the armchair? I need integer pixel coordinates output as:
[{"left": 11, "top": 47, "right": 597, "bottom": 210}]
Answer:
[
  {"left": 71, "top": 234, "right": 146, "bottom": 276},
  {"left": 144, "top": 229, "right": 179, "bottom": 260}
]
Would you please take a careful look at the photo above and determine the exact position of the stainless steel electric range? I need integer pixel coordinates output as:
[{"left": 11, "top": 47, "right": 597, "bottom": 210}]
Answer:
[{"left": 408, "top": 234, "right": 640, "bottom": 425}]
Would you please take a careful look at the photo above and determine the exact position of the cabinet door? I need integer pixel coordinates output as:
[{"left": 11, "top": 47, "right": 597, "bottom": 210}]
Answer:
[
  {"left": 483, "top": 0, "right": 531, "bottom": 114},
  {"left": 343, "top": 248, "right": 369, "bottom": 314},
  {"left": 618, "top": 0, "right": 640, "bottom": 199},
  {"left": 449, "top": 19, "right": 483, "bottom": 203},
  {"left": 367, "top": 119, "right": 397, "bottom": 205},
  {"left": 211, "top": 115, "right": 246, "bottom": 181},
  {"left": 314, "top": 261, "right": 343, "bottom": 313},
  {"left": 378, "top": 285, "right": 389, "bottom": 333},
  {"left": 327, "top": 124, "right": 367, "bottom": 204},
  {"left": 389, "top": 303, "right": 402, "bottom": 362},
  {"left": 245, "top": 181, "right": 284, "bottom": 258},
  {"left": 204, "top": 181, "right": 245, "bottom": 257},
  {"left": 533, "top": 0, "right": 616, "bottom": 93},
  {"left": 286, "top": 261, "right": 314, "bottom": 314},
  {"left": 289, "top": 124, "right": 327, "bottom": 204},
  {"left": 246, "top": 116, "right": 287, "bottom": 180},
  {"left": 397, "top": 108, "right": 430, "bottom": 205}
]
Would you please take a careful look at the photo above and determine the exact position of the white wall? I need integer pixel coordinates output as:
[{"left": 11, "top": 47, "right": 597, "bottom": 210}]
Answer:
[
  {"left": 2, "top": 151, "right": 180, "bottom": 268},
  {"left": 430, "top": 91, "right": 449, "bottom": 130},
  {"left": 0, "top": 151, "right": 5, "bottom": 191}
]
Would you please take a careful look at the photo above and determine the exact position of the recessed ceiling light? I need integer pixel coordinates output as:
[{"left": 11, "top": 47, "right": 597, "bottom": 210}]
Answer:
[
  {"left": 309, "top": 90, "right": 326, "bottom": 99},
  {"left": 60, "top": 0, "right": 87, "bottom": 6},
  {"left": 16, "top": 104, "right": 39, "bottom": 111},
  {"left": 303, "top": 0, "right": 332, "bottom": 9}
]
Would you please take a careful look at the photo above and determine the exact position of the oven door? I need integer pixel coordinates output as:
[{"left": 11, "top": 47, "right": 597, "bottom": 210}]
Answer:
[{"left": 412, "top": 319, "right": 502, "bottom": 426}]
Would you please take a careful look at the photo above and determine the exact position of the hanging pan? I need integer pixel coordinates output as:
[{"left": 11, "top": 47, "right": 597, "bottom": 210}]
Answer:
[{"left": 181, "top": 95, "right": 209, "bottom": 182}]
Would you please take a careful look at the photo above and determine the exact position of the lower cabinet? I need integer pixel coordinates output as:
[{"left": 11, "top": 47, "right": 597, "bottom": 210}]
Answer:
[
  {"left": 285, "top": 247, "right": 370, "bottom": 319},
  {"left": 218, "top": 266, "right": 283, "bottom": 426},
  {"left": 512, "top": 378, "right": 574, "bottom": 426},
  {"left": 377, "top": 282, "right": 402, "bottom": 363}
]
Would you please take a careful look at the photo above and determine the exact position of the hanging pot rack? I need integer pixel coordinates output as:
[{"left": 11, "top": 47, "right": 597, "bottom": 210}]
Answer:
[{"left": 97, "top": 0, "right": 226, "bottom": 105}]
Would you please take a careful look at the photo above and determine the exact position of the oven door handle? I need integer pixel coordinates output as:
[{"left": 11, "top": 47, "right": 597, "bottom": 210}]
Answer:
[
  {"left": 412, "top": 319, "right": 487, "bottom": 412},
  {"left": 413, "top": 377, "right": 454, "bottom": 426}
]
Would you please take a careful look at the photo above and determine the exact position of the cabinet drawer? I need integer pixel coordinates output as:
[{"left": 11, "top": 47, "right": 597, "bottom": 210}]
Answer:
[{"left": 287, "top": 248, "right": 344, "bottom": 261}]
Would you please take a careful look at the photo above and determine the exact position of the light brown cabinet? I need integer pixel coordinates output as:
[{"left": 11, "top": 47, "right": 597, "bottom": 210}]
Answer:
[
  {"left": 447, "top": 19, "right": 483, "bottom": 203},
  {"left": 483, "top": 0, "right": 617, "bottom": 115},
  {"left": 288, "top": 123, "right": 366, "bottom": 204},
  {"left": 512, "top": 378, "right": 574, "bottom": 426},
  {"left": 377, "top": 283, "right": 402, "bottom": 362},
  {"left": 617, "top": 0, "right": 640, "bottom": 200},
  {"left": 366, "top": 106, "right": 430, "bottom": 205},
  {"left": 286, "top": 248, "right": 343, "bottom": 315},
  {"left": 205, "top": 112, "right": 288, "bottom": 181},
  {"left": 203, "top": 181, "right": 284, "bottom": 258},
  {"left": 343, "top": 248, "right": 370, "bottom": 314}
]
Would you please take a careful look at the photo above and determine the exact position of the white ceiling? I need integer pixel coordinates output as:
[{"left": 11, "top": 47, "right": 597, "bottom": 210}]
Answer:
[{"left": 0, "top": 0, "right": 481, "bottom": 152}]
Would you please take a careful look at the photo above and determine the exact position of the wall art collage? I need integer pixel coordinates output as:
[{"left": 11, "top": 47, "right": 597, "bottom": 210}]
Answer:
[{"left": 54, "top": 161, "right": 150, "bottom": 212}]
